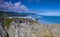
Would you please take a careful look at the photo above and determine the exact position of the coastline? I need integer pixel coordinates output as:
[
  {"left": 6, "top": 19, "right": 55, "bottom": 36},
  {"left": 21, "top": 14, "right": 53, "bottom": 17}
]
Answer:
[{"left": 5, "top": 18, "right": 60, "bottom": 37}]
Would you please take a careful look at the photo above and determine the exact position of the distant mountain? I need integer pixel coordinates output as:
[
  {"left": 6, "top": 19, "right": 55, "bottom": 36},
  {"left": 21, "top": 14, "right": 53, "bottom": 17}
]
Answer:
[
  {"left": 0, "top": 11, "right": 37, "bottom": 17},
  {"left": 0, "top": 11, "right": 27, "bottom": 17}
]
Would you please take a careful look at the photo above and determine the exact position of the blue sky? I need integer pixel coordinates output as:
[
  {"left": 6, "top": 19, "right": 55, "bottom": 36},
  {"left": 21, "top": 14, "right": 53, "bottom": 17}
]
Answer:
[
  {"left": 0, "top": 0, "right": 60, "bottom": 16},
  {"left": 5, "top": 0, "right": 60, "bottom": 10}
]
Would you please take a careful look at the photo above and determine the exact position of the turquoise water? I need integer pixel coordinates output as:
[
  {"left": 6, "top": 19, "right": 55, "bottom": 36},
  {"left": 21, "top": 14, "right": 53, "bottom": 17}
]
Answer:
[{"left": 38, "top": 16, "right": 60, "bottom": 24}]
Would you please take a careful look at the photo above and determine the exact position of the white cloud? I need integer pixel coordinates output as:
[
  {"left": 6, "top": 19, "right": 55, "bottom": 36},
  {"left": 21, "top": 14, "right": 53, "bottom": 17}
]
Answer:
[
  {"left": 28, "top": 10, "right": 43, "bottom": 13},
  {"left": 0, "top": 1, "right": 28, "bottom": 12},
  {"left": 0, "top": 0, "right": 4, "bottom": 4},
  {"left": 37, "top": 10, "right": 60, "bottom": 16}
]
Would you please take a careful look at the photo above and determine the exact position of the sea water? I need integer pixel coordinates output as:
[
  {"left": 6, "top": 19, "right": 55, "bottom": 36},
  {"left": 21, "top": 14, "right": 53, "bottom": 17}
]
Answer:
[{"left": 38, "top": 16, "right": 60, "bottom": 24}]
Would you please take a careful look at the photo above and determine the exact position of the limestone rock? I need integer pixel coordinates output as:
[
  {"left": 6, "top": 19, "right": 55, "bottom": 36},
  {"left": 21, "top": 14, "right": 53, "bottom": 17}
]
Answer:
[{"left": 8, "top": 20, "right": 60, "bottom": 37}]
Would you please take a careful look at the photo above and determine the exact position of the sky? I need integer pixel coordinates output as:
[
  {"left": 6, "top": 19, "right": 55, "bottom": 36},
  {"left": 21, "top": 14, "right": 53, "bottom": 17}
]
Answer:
[
  {"left": 5, "top": 0, "right": 60, "bottom": 10},
  {"left": 0, "top": 0, "right": 60, "bottom": 16}
]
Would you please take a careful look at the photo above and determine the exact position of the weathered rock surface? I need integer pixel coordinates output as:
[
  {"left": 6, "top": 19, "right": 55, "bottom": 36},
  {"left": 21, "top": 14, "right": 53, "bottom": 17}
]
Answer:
[
  {"left": 0, "top": 24, "right": 9, "bottom": 37},
  {"left": 8, "top": 20, "right": 60, "bottom": 37}
]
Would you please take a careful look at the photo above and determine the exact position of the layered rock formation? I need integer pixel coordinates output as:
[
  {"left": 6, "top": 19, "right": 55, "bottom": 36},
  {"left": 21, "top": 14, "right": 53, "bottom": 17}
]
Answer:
[
  {"left": 8, "top": 19, "right": 60, "bottom": 37},
  {"left": 0, "top": 22, "right": 9, "bottom": 37}
]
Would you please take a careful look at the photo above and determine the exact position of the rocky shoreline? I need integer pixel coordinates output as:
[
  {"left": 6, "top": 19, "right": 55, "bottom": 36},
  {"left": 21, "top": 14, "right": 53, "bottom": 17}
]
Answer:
[
  {"left": 0, "top": 18, "right": 60, "bottom": 37},
  {"left": 7, "top": 19, "right": 60, "bottom": 37}
]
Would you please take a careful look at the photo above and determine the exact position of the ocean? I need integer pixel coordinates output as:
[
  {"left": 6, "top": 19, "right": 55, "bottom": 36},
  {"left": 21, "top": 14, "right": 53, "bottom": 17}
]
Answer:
[{"left": 38, "top": 16, "right": 60, "bottom": 24}]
